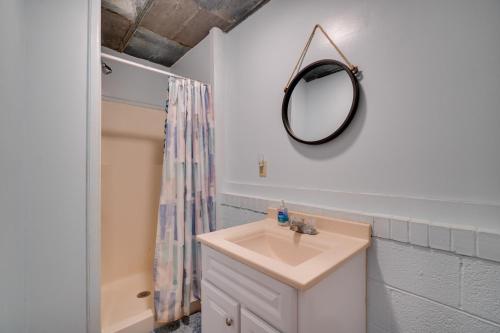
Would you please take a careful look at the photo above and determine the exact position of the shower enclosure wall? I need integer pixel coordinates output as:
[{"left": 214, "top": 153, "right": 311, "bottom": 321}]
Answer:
[{"left": 101, "top": 100, "right": 165, "bottom": 333}]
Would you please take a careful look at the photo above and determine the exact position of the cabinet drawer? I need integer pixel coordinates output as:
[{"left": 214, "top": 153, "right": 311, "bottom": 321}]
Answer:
[
  {"left": 202, "top": 280, "right": 239, "bottom": 333},
  {"left": 202, "top": 245, "right": 297, "bottom": 333},
  {"left": 241, "top": 308, "right": 281, "bottom": 333}
]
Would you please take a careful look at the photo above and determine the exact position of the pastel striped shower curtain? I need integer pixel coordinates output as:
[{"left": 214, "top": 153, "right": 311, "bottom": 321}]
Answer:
[{"left": 154, "top": 77, "right": 216, "bottom": 323}]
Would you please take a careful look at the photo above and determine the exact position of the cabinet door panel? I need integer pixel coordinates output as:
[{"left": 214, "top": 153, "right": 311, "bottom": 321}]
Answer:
[
  {"left": 241, "top": 308, "right": 280, "bottom": 333},
  {"left": 202, "top": 245, "right": 297, "bottom": 333},
  {"left": 202, "top": 280, "right": 239, "bottom": 333}
]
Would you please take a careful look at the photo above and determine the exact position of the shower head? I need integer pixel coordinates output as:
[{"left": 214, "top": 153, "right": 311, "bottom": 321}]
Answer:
[{"left": 101, "top": 62, "right": 112, "bottom": 75}]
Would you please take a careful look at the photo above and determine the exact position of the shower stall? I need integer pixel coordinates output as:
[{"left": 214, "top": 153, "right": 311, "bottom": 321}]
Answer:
[
  {"left": 101, "top": 100, "right": 165, "bottom": 333},
  {"left": 100, "top": 52, "right": 207, "bottom": 333}
]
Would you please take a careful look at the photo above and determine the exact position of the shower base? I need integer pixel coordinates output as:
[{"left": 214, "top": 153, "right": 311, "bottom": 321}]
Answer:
[{"left": 102, "top": 272, "right": 155, "bottom": 333}]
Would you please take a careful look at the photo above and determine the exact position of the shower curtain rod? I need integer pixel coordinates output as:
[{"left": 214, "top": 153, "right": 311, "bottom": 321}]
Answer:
[{"left": 101, "top": 52, "right": 198, "bottom": 82}]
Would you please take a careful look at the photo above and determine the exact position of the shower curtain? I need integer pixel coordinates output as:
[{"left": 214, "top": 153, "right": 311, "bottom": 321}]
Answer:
[{"left": 154, "top": 77, "right": 215, "bottom": 323}]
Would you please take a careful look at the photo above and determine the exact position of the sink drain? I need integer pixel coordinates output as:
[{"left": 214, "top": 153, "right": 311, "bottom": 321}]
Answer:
[{"left": 136, "top": 291, "right": 151, "bottom": 298}]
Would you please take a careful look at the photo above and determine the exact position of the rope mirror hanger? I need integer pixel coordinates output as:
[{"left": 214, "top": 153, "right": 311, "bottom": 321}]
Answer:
[{"left": 284, "top": 24, "right": 359, "bottom": 93}]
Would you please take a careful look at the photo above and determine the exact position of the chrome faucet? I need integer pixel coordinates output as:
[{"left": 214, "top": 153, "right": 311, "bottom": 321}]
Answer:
[{"left": 289, "top": 217, "right": 318, "bottom": 235}]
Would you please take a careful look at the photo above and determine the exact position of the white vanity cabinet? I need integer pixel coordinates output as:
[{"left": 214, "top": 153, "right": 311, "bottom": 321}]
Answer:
[
  {"left": 201, "top": 280, "right": 280, "bottom": 333},
  {"left": 202, "top": 280, "right": 240, "bottom": 333},
  {"left": 240, "top": 308, "right": 281, "bottom": 333},
  {"left": 201, "top": 244, "right": 367, "bottom": 333}
]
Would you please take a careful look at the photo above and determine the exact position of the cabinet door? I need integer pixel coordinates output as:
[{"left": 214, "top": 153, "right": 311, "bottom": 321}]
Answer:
[
  {"left": 202, "top": 280, "right": 239, "bottom": 333},
  {"left": 202, "top": 245, "right": 297, "bottom": 333},
  {"left": 241, "top": 308, "right": 280, "bottom": 333}
]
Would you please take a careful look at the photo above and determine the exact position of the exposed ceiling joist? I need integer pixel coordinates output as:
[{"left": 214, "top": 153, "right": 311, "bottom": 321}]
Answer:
[{"left": 118, "top": 0, "right": 155, "bottom": 52}]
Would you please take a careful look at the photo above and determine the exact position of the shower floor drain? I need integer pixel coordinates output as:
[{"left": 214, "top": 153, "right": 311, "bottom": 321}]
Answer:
[{"left": 136, "top": 291, "right": 151, "bottom": 298}]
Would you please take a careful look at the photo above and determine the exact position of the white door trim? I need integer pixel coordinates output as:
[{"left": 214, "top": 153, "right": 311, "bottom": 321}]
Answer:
[{"left": 86, "top": 0, "right": 101, "bottom": 332}]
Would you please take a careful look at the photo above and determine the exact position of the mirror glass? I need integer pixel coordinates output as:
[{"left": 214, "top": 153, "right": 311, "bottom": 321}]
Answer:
[{"left": 285, "top": 62, "right": 356, "bottom": 143}]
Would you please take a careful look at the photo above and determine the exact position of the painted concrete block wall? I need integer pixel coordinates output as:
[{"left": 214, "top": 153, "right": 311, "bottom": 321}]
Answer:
[
  {"left": 218, "top": 193, "right": 500, "bottom": 332},
  {"left": 215, "top": 0, "right": 500, "bottom": 230}
]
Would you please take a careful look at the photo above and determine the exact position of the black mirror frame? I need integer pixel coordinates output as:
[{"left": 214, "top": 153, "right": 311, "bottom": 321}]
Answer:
[{"left": 282, "top": 59, "right": 360, "bottom": 145}]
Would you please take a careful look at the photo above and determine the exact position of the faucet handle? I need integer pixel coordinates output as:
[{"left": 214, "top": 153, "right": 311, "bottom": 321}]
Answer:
[
  {"left": 289, "top": 216, "right": 318, "bottom": 234},
  {"left": 289, "top": 216, "right": 304, "bottom": 232},
  {"left": 305, "top": 218, "right": 316, "bottom": 227},
  {"left": 302, "top": 222, "right": 318, "bottom": 235},
  {"left": 302, "top": 218, "right": 318, "bottom": 235}
]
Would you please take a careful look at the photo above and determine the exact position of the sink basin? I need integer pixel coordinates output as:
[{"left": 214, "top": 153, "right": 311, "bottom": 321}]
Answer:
[
  {"left": 197, "top": 208, "right": 371, "bottom": 289},
  {"left": 228, "top": 230, "right": 327, "bottom": 266}
]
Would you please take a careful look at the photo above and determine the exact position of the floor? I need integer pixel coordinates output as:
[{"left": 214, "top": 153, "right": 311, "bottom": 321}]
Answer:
[{"left": 154, "top": 312, "right": 201, "bottom": 333}]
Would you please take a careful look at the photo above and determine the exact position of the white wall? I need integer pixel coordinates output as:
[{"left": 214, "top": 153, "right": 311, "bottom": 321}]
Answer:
[
  {"left": 100, "top": 1, "right": 500, "bottom": 331},
  {"left": 0, "top": 1, "right": 26, "bottom": 331},
  {"left": 217, "top": 0, "right": 500, "bottom": 231},
  {"left": 179, "top": 2, "right": 500, "bottom": 329},
  {"left": 102, "top": 47, "right": 171, "bottom": 110},
  {"left": 0, "top": 1, "right": 93, "bottom": 332},
  {"left": 171, "top": 28, "right": 227, "bottom": 228},
  {"left": 171, "top": 33, "right": 214, "bottom": 85},
  {"left": 24, "top": 1, "right": 89, "bottom": 331}
]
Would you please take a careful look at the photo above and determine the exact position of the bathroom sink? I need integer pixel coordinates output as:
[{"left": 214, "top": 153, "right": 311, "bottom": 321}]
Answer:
[
  {"left": 197, "top": 208, "right": 371, "bottom": 289},
  {"left": 227, "top": 229, "right": 327, "bottom": 266}
]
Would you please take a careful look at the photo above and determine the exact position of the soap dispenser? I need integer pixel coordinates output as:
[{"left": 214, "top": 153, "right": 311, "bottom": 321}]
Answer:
[{"left": 277, "top": 200, "right": 289, "bottom": 226}]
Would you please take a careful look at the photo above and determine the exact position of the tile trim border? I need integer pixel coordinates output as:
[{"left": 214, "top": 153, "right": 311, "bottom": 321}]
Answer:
[{"left": 220, "top": 192, "right": 500, "bottom": 264}]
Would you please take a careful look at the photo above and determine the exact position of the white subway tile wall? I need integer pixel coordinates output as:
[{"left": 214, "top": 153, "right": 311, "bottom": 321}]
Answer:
[{"left": 218, "top": 193, "right": 500, "bottom": 331}]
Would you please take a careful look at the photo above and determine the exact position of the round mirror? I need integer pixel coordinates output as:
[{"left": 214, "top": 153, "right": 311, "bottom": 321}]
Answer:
[{"left": 282, "top": 59, "right": 359, "bottom": 145}]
